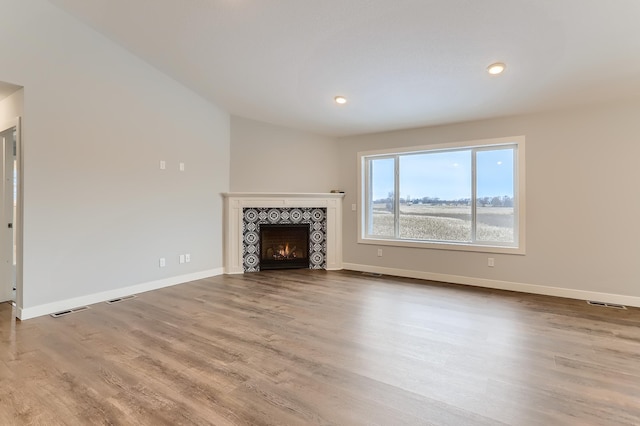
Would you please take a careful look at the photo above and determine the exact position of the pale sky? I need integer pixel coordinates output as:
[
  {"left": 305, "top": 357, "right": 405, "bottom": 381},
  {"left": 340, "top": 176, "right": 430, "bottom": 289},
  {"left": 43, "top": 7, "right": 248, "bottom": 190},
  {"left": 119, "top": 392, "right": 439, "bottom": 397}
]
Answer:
[{"left": 371, "top": 148, "right": 514, "bottom": 201}]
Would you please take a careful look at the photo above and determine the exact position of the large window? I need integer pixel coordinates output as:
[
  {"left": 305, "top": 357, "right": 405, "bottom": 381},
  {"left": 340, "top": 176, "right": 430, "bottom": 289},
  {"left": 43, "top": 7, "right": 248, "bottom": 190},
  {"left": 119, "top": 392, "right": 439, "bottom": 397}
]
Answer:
[{"left": 359, "top": 136, "right": 525, "bottom": 254}]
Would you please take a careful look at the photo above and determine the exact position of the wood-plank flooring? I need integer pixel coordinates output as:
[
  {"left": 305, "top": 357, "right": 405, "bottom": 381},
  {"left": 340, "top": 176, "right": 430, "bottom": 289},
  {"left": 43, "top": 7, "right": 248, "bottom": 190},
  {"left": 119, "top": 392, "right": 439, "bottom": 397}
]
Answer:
[{"left": 1, "top": 270, "right": 639, "bottom": 425}]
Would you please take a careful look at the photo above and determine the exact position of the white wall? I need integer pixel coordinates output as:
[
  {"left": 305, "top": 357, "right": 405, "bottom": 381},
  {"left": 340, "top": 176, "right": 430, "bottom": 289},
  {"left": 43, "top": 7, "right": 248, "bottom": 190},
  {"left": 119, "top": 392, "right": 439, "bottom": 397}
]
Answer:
[
  {"left": 0, "top": 1, "right": 230, "bottom": 318},
  {"left": 230, "top": 116, "right": 340, "bottom": 193},
  {"left": 337, "top": 99, "right": 640, "bottom": 306}
]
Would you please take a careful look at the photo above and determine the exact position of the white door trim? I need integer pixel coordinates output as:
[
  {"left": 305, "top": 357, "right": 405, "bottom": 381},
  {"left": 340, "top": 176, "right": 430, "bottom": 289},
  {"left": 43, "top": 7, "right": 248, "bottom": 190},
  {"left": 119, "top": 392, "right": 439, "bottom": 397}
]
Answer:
[{"left": 0, "top": 117, "right": 21, "bottom": 312}]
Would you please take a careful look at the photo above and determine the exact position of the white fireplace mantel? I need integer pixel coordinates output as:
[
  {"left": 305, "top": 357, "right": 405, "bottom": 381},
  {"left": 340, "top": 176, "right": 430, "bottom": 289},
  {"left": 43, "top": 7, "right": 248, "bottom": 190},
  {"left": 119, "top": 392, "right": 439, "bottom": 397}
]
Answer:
[{"left": 222, "top": 193, "right": 344, "bottom": 274}]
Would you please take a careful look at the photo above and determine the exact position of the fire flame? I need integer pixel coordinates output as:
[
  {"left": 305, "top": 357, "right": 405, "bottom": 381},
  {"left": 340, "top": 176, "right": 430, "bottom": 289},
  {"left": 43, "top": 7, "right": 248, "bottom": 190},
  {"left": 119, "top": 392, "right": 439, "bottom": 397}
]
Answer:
[{"left": 272, "top": 243, "right": 297, "bottom": 259}]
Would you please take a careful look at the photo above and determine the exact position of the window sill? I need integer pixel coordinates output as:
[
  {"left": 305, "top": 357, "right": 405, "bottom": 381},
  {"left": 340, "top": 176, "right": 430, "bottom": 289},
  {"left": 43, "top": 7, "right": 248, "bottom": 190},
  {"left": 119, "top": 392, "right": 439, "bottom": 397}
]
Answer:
[{"left": 358, "top": 236, "right": 525, "bottom": 255}]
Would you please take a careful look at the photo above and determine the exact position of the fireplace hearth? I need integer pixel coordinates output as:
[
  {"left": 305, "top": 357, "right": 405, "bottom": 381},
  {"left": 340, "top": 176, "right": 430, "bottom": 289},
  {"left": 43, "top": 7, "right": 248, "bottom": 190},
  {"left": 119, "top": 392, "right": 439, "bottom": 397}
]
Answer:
[{"left": 260, "top": 224, "right": 309, "bottom": 270}]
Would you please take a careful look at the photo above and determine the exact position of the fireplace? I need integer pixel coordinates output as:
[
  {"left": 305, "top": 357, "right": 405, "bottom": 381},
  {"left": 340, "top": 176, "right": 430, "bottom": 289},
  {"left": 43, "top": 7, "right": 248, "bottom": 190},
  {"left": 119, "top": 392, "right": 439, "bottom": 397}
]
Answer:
[
  {"left": 259, "top": 224, "right": 310, "bottom": 270},
  {"left": 223, "top": 194, "right": 343, "bottom": 274},
  {"left": 240, "top": 207, "right": 327, "bottom": 272}
]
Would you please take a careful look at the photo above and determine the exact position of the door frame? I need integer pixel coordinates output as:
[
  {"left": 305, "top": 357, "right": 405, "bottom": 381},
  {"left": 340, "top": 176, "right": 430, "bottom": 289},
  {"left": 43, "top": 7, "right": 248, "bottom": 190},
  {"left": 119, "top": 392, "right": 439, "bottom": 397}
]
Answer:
[{"left": 0, "top": 117, "right": 21, "bottom": 312}]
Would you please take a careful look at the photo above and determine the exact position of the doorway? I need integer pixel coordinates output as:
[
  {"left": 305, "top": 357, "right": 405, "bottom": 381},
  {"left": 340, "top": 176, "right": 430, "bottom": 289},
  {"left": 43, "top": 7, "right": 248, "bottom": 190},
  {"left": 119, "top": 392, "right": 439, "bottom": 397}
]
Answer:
[{"left": 0, "top": 119, "right": 19, "bottom": 304}]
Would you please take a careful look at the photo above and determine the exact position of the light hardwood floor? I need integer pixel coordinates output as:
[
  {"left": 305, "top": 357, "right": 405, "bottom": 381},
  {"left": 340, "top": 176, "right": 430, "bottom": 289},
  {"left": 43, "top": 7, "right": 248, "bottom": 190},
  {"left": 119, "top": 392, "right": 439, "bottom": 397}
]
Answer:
[{"left": 1, "top": 270, "right": 639, "bottom": 425}]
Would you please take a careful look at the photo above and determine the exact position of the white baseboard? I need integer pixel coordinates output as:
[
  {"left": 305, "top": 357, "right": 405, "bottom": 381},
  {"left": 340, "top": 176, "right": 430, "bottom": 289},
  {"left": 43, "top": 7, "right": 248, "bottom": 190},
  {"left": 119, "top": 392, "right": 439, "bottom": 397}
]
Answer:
[
  {"left": 343, "top": 263, "right": 640, "bottom": 308},
  {"left": 18, "top": 268, "right": 223, "bottom": 320}
]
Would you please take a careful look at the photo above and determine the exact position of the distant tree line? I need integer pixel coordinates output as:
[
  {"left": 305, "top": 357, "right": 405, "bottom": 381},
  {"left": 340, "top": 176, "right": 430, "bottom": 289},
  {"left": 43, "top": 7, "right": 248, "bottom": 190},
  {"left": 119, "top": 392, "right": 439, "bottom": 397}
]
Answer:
[
  {"left": 477, "top": 196, "right": 514, "bottom": 207},
  {"left": 376, "top": 193, "right": 514, "bottom": 209}
]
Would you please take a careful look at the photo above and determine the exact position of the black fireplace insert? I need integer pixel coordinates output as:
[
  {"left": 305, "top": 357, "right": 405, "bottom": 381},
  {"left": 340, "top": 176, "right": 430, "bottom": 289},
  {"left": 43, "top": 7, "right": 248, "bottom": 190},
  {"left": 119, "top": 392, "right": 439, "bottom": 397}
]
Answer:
[{"left": 259, "top": 224, "right": 309, "bottom": 270}]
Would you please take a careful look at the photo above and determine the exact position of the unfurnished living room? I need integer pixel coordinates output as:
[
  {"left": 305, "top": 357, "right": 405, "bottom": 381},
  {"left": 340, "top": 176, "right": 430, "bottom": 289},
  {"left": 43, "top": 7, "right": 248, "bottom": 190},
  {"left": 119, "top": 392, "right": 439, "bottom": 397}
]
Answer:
[{"left": 1, "top": 1, "right": 640, "bottom": 425}]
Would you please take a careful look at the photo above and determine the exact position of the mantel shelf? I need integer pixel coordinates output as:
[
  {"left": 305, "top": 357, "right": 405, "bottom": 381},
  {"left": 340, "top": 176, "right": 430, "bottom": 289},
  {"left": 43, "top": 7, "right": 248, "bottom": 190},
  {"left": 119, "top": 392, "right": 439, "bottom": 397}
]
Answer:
[{"left": 222, "top": 192, "right": 345, "bottom": 199}]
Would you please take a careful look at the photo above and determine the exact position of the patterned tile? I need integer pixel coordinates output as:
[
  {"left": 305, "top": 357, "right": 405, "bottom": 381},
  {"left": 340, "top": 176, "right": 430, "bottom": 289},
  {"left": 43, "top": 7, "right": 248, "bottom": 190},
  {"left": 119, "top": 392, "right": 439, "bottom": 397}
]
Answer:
[{"left": 242, "top": 207, "right": 327, "bottom": 272}]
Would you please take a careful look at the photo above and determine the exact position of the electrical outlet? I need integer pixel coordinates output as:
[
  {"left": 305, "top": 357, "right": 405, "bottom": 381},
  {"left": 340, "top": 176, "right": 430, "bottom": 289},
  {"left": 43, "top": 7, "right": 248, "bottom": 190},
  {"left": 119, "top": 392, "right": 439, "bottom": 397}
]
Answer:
[
  {"left": 185, "top": 253, "right": 191, "bottom": 263},
  {"left": 179, "top": 162, "right": 185, "bottom": 172},
  {"left": 179, "top": 254, "right": 185, "bottom": 264},
  {"left": 159, "top": 257, "right": 166, "bottom": 268},
  {"left": 377, "top": 249, "right": 383, "bottom": 257},
  {"left": 159, "top": 160, "right": 166, "bottom": 170},
  {"left": 351, "top": 204, "right": 357, "bottom": 211},
  {"left": 488, "top": 257, "right": 495, "bottom": 267}
]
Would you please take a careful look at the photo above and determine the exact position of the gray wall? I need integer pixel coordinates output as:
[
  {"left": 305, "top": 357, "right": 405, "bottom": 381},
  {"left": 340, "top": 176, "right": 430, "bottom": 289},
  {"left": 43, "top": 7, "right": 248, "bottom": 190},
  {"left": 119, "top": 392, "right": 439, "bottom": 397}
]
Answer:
[
  {"left": 0, "top": 1, "right": 230, "bottom": 317},
  {"left": 230, "top": 116, "right": 340, "bottom": 193},
  {"left": 4, "top": 0, "right": 639, "bottom": 316},
  {"left": 337, "top": 99, "right": 640, "bottom": 302}
]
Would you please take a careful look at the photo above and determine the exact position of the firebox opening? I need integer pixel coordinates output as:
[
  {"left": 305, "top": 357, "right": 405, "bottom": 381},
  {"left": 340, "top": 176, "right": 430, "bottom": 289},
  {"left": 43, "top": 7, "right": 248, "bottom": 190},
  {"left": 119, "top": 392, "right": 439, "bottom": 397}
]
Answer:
[{"left": 260, "top": 224, "right": 309, "bottom": 270}]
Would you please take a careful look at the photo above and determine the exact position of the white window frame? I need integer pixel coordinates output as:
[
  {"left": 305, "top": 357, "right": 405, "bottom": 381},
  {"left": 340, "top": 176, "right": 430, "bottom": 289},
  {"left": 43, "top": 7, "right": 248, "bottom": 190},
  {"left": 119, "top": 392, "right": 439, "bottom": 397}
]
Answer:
[{"left": 357, "top": 136, "right": 525, "bottom": 255}]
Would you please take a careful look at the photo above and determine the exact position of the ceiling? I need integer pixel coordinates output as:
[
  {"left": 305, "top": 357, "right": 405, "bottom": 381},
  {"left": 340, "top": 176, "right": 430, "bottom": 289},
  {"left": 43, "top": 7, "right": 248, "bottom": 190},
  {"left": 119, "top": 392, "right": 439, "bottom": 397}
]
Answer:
[{"left": 46, "top": 0, "right": 640, "bottom": 137}]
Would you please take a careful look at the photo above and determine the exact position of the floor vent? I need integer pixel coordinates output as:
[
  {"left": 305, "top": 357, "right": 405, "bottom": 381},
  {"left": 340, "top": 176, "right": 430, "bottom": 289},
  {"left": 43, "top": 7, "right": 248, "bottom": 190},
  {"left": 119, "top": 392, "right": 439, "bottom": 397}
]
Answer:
[
  {"left": 50, "top": 306, "right": 90, "bottom": 318},
  {"left": 362, "top": 272, "right": 383, "bottom": 277},
  {"left": 587, "top": 300, "right": 627, "bottom": 310},
  {"left": 106, "top": 295, "right": 137, "bottom": 304}
]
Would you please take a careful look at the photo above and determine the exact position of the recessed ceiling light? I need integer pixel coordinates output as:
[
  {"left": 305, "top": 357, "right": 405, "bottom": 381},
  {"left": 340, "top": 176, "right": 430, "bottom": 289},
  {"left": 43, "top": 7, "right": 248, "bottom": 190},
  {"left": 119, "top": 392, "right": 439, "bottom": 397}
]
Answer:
[
  {"left": 334, "top": 96, "right": 347, "bottom": 105},
  {"left": 487, "top": 62, "right": 506, "bottom": 75}
]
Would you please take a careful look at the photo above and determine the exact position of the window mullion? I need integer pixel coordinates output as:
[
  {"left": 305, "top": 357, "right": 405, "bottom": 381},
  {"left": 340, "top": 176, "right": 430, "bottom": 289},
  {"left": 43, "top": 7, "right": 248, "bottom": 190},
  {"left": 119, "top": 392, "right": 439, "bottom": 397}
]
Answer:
[
  {"left": 512, "top": 146, "right": 518, "bottom": 246},
  {"left": 471, "top": 149, "right": 477, "bottom": 243},
  {"left": 394, "top": 155, "right": 400, "bottom": 238}
]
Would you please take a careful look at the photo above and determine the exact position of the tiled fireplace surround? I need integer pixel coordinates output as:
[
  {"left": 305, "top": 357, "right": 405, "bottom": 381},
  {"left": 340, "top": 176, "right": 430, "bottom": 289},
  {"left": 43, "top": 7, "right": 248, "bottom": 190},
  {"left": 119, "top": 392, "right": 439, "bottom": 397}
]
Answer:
[{"left": 223, "top": 193, "right": 344, "bottom": 274}]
